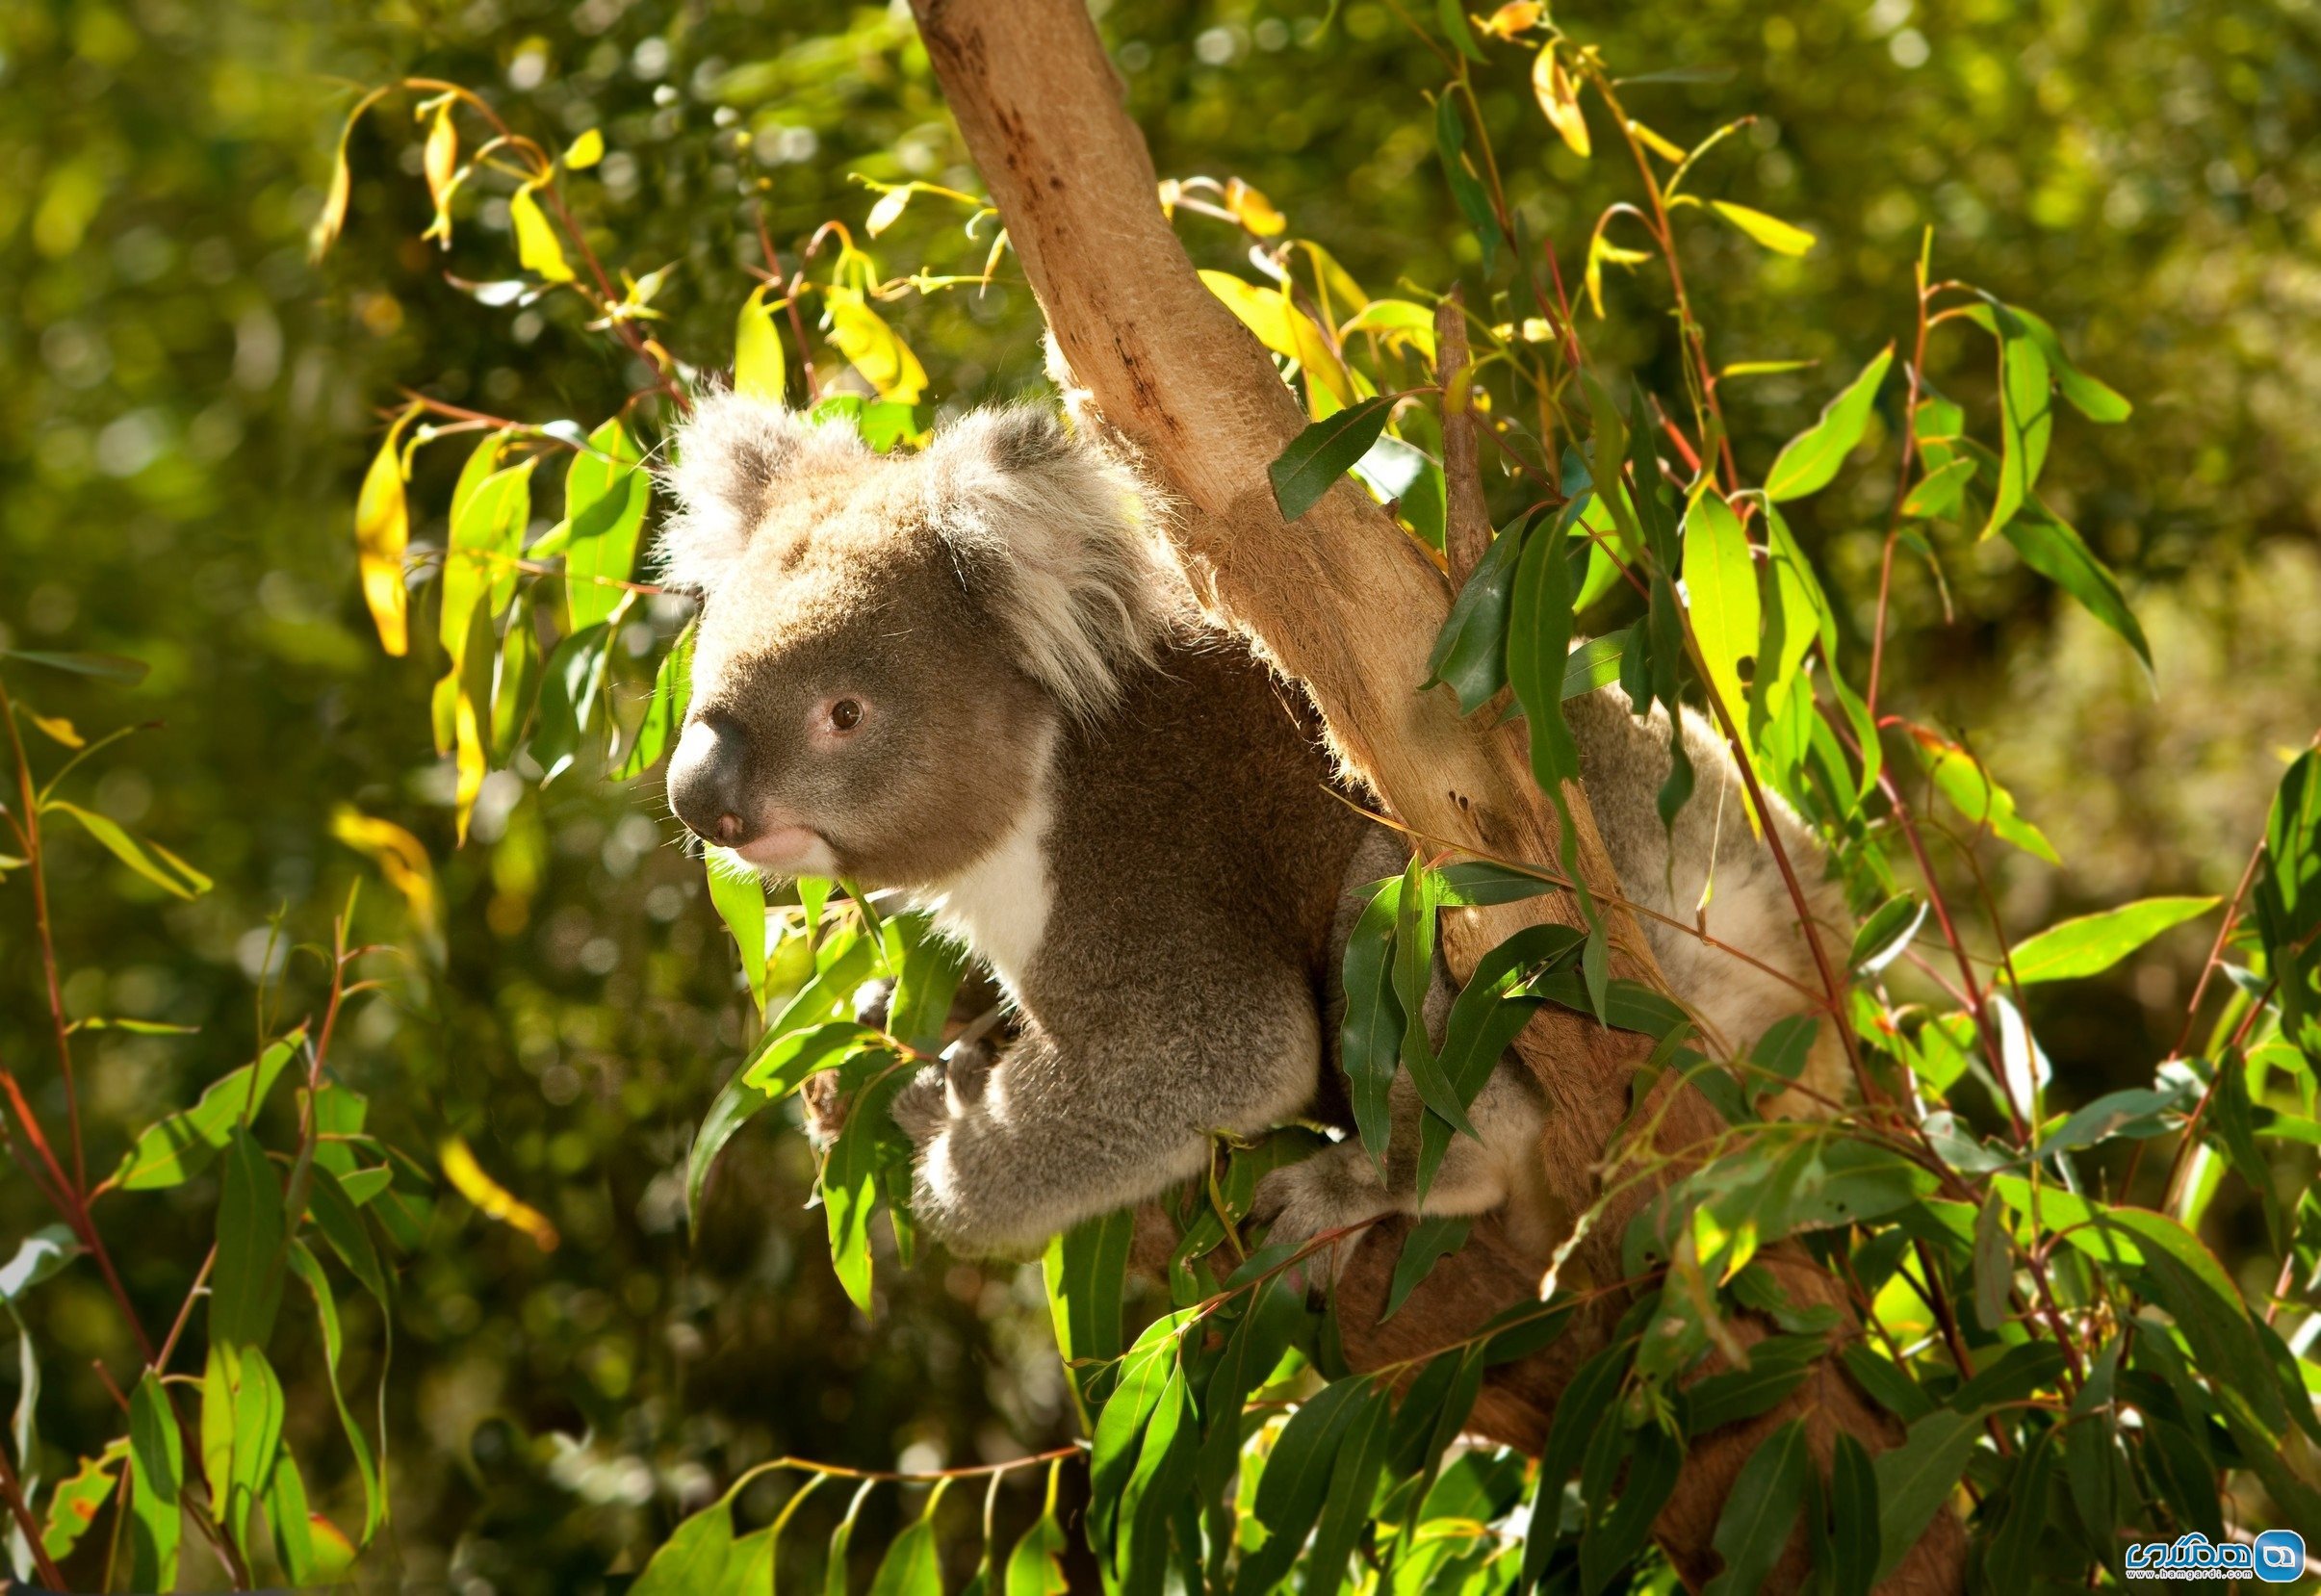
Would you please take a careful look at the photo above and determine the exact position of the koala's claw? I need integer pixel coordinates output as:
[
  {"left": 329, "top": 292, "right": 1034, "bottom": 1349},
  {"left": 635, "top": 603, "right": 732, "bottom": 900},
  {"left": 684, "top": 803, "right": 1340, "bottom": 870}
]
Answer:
[
  {"left": 1252, "top": 1146, "right": 1396, "bottom": 1299},
  {"left": 889, "top": 1065, "right": 951, "bottom": 1145}
]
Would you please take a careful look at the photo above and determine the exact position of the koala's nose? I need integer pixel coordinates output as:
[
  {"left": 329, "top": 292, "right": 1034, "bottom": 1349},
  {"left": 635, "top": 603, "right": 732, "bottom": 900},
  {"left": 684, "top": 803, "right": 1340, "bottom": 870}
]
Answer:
[{"left": 667, "top": 715, "right": 755, "bottom": 847}]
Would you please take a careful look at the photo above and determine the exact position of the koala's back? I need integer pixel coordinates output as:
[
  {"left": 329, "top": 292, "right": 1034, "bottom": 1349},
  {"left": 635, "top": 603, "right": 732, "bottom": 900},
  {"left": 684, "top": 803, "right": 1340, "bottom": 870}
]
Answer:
[{"left": 1029, "top": 626, "right": 1375, "bottom": 1015}]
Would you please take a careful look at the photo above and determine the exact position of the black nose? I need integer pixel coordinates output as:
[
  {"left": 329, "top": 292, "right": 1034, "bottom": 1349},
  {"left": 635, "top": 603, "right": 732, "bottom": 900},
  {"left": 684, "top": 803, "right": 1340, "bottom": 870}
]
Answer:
[{"left": 667, "top": 716, "right": 754, "bottom": 846}]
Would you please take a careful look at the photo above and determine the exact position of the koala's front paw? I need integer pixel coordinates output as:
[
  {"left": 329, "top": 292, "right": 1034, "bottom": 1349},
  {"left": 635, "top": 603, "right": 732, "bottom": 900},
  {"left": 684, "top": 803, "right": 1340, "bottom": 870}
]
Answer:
[
  {"left": 888, "top": 1065, "right": 951, "bottom": 1145},
  {"left": 1251, "top": 1143, "right": 1396, "bottom": 1297},
  {"left": 800, "top": 1069, "right": 847, "bottom": 1150}
]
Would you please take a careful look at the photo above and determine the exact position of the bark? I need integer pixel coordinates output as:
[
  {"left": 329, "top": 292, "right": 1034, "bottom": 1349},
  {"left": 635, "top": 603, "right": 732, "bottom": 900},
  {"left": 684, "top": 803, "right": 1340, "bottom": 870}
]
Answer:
[
  {"left": 909, "top": 1, "right": 1963, "bottom": 1588},
  {"left": 1433, "top": 292, "right": 1494, "bottom": 589}
]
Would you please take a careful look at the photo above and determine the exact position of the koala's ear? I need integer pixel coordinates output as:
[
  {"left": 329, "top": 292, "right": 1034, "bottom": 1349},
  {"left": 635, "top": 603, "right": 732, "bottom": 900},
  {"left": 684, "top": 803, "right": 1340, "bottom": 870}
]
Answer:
[
  {"left": 918, "top": 405, "right": 1183, "bottom": 723},
  {"left": 654, "top": 392, "right": 862, "bottom": 597}
]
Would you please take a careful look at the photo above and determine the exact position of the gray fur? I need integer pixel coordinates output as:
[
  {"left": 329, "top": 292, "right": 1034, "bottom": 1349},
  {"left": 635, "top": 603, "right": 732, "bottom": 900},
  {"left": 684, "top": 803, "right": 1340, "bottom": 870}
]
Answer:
[{"left": 662, "top": 392, "right": 1847, "bottom": 1263}]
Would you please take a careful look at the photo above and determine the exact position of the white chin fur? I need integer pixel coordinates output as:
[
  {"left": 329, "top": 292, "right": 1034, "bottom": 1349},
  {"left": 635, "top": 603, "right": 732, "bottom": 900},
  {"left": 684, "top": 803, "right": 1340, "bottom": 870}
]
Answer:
[{"left": 709, "top": 836, "right": 840, "bottom": 880}]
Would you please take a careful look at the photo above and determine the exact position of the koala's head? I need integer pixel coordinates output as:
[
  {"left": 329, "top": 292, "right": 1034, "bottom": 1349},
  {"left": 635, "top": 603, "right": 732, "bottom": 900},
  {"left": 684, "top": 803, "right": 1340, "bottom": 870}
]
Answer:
[{"left": 655, "top": 393, "right": 1178, "bottom": 888}]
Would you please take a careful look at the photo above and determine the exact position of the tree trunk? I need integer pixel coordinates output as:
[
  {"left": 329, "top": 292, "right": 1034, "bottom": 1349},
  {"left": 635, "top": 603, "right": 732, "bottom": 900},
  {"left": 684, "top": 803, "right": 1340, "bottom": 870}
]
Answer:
[{"left": 909, "top": 1, "right": 1964, "bottom": 1588}]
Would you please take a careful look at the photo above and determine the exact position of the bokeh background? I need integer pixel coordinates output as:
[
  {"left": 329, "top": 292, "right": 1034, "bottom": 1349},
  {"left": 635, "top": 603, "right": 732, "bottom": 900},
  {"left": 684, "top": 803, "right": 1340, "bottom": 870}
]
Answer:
[{"left": 2, "top": 0, "right": 2314, "bottom": 1587}]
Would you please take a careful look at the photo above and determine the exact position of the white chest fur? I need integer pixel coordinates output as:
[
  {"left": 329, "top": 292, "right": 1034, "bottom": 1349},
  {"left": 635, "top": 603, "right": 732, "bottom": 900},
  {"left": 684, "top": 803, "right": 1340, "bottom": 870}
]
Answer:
[{"left": 909, "top": 728, "right": 1056, "bottom": 994}]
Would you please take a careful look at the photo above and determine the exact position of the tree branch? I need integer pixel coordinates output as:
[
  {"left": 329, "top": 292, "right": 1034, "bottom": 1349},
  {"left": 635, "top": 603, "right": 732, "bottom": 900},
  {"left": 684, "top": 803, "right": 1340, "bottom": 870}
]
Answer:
[{"left": 909, "top": 2, "right": 1962, "bottom": 1586}]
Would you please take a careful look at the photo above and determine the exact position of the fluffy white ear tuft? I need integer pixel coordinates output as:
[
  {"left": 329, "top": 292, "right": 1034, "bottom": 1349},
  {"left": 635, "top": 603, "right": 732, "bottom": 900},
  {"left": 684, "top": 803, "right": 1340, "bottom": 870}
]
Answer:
[
  {"left": 654, "top": 392, "right": 864, "bottom": 597},
  {"left": 917, "top": 406, "right": 1184, "bottom": 723}
]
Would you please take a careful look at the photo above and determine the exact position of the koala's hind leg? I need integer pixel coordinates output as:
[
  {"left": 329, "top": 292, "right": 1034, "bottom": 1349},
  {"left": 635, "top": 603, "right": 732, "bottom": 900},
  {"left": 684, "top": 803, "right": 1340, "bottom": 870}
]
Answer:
[{"left": 1252, "top": 1059, "right": 1552, "bottom": 1285}]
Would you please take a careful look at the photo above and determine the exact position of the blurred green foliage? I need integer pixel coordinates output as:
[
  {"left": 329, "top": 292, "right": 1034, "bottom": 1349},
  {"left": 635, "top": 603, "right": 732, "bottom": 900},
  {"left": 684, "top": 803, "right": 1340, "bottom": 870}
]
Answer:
[{"left": 1, "top": 0, "right": 2315, "bottom": 1587}]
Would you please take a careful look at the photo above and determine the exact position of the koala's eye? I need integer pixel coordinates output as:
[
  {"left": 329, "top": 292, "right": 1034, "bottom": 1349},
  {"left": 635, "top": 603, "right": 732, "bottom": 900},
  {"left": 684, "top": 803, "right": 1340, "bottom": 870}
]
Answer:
[{"left": 829, "top": 698, "right": 864, "bottom": 733}]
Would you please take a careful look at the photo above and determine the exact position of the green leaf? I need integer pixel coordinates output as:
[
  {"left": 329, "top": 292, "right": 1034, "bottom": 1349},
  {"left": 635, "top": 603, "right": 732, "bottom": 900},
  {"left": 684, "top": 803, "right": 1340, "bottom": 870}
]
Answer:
[
  {"left": 1680, "top": 1335, "right": 1821, "bottom": 1434},
  {"left": 820, "top": 1054, "right": 911, "bottom": 1313},
  {"left": 1848, "top": 891, "right": 1926, "bottom": 975},
  {"left": 2256, "top": 751, "right": 2321, "bottom": 1057},
  {"left": 40, "top": 1438, "right": 125, "bottom": 1563},
  {"left": 1541, "top": 1340, "right": 1633, "bottom": 1491},
  {"left": 439, "top": 454, "right": 535, "bottom": 665},
  {"left": 1003, "top": 1491, "right": 1069, "bottom": 1596},
  {"left": 1960, "top": 301, "right": 2130, "bottom": 424},
  {"left": 1562, "top": 629, "right": 1630, "bottom": 700},
  {"left": 707, "top": 859, "right": 769, "bottom": 1014},
  {"left": 1302, "top": 1378, "right": 1391, "bottom": 1596},
  {"left": 201, "top": 1340, "right": 285, "bottom": 1561},
  {"left": 1709, "top": 200, "right": 1816, "bottom": 256},
  {"left": 0, "top": 1224, "right": 78, "bottom": 1306},
  {"left": 1340, "top": 874, "right": 1405, "bottom": 1178},
  {"left": 617, "top": 618, "right": 696, "bottom": 778},
  {"left": 1979, "top": 310, "right": 2052, "bottom": 539},
  {"left": 1434, "top": 94, "right": 1502, "bottom": 273},
  {"left": 531, "top": 621, "right": 612, "bottom": 785},
  {"left": 1702, "top": 1418, "right": 1809, "bottom": 1596},
  {"left": 113, "top": 1031, "right": 302, "bottom": 1190},
  {"left": 1, "top": 648, "right": 149, "bottom": 682},
  {"left": 45, "top": 799, "right": 210, "bottom": 898},
  {"left": 1764, "top": 345, "right": 1892, "bottom": 502},
  {"left": 2033, "top": 1082, "right": 2195, "bottom": 1158},
  {"left": 1090, "top": 1311, "right": 1189, "bottom": 1549},
  {"left": 826, "top": 1480, "right": 875, "bottom": 1596},
  {"left": 211, "top": 1125, "right": 288, "bottom": 1350},
  {"left": 306, "top": 1164, "right": 391, "bottom": 1312},
  {"left": 1827, "top": 1432, "right": 1880, "bottom": 1596},
  {"left": 1972, "top": 1189, "right": 2012, "bottom": 1333},
  {"left": 564, "top": 419, "right": 650, "bottom": 632},
  {"left": 1985, "top": 1425, "right": 2059, "bottom": 1580},
  {"left": 1579, "top": 1419, "right": 1682, "bottom": 1595},
  {"left": 1999, "top": 499, "right": 2153, "bottom": 674},
  {"left": 1268, "top": 396, "right": 1395, "bottom": 523},
  {"left": 1840, "top": 1344, "right": 1931, "bottom": 1424},
  {"left": 1436, "top": 0, "right": 1485, "bottom": 59},
  {"left": 1381, "top": 1215, "right": 1472, "bottom": 1323},
  {"left": 127, "top": 1371, "right": 183, "bottom": 1593},
  {"left": 1909, "top": 728, "right": 2059, "bottom": 864},
  {"left": 1423, "top": 521, "right": 1523, "bottom": 712},
  {"left": 867, "top": 1502, "right": 944, "bottom": 1596},
  {"left": 1900, "top": 456, "right": 1976, "bottom": 520},
  {"left": 1681, "top": 487, "right": 1760, "bottom": 731},
  {"left": 1044, "top": 1204, "right": 1136, "bottom": 1415},
  {"left": 2008, "top": 895, "right": 2218, "bottom": 984},
  {"left": 1871, "top": 1408, "right": 1980, "bottom": 1583},
  {"left": 1236, "top": 1377, "right": 1375, "bottom": 1596},
  {"left": 288, "top": 1241, "right": 383, "bottom": 1542}
]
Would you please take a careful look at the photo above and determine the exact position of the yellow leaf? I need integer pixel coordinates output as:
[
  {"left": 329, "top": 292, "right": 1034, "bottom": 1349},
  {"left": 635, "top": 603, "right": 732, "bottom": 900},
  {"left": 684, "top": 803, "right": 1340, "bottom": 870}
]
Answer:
[
  {"left": 1627, "top": 118, "right": 1687, "bottom": 163},
  {"left": 823, "top": 288, "right": 926, "bottom": 404},
  {"left": 353, "top": 405, "right": 420, "bottom": 656},
  {"left": 1199, "top": 270, "right": 1295, "bottom": 354},
  {"left": 308, "top": 87, "right": 388, "bottom": 261},
  {"left": 1224, "top": 177, "right": 1287, "bottom": 237},
  {"left": 1339, "top": 297, "right": 1436, "bottom": 362},
  {"left": 451, "top": 684, "right": 486, "bottom": 845},
  {"left": 330, "top": 808, "right": 441, "bottom": 957},
  {"left": 1288, "top": 311, "right": 1354, "bottom": 416},
  {"left": 30, "top": 713, "right": 83, "bottom": 749},
  {"left": 1533, "top": 47, "right": 1591, "bottom": 159},
  {"left": 1482, "top": 2, "right": 1542, "bottom": 39},
  {"left": 563, "top": 128, "right": 604, "bottom": 169},
  {"left": 509, "top": 182, "right": 575, "bottom": 282},
  {"left": 439, "top": 1136, "right": 559, "bottom": 1251},
  {"left": 734, "top": 283, "right": 787, "bottom": 402},
  {"left": 423, "top": 102, "right": 457, "bottom": 210},
  {"left": 864, "top": 186, "right": 909, "bottom": 237},
  {"left": 1711, "top": 200, "right": 1816, "bottom": 256}
]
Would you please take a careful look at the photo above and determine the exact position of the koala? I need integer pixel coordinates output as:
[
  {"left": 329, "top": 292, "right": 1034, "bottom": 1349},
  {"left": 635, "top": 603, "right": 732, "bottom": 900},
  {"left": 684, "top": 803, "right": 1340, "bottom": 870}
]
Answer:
[{"left": 656, "top": 391, "right": 1845, "bottom": 1266}]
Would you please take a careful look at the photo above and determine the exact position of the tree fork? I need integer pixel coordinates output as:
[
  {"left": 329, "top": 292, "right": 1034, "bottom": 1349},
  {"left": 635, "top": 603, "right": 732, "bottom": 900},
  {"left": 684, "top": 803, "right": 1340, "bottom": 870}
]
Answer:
[{"left": 909, "top": 0, "right": 1962, "bottom": 1586}]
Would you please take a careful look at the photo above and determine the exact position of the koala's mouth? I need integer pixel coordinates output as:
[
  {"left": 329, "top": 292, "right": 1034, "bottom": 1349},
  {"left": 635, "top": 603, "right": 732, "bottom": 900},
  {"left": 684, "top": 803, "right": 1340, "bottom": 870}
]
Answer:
[{"left": 722, "top": 824, "right": 841, "bottom": 880}]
